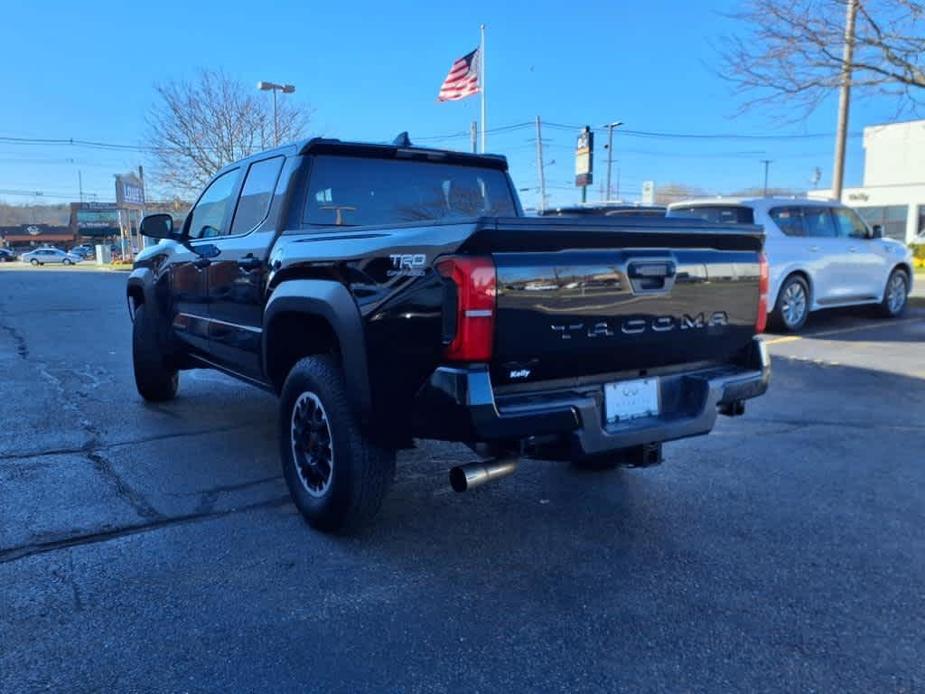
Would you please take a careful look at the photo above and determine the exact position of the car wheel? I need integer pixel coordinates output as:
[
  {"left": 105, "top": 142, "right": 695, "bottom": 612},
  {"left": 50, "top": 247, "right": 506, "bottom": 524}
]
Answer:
[
  {"left": 30, "top": 259, "right": 39, "bottom": 266},
  {"left": 279, "top": 355, "right": 395, "bottom": 532},
  {"left": 878, "top": 268, "right": 909, "bottom": 318},
  {"left": 63, "top": 258, "right": 73, "bottom": 265},
  {"left": 771, "top": 275, "right": 810, "bottom": 332},
  {"left": 132, "top": 303, "right": 179, "bottom": 402}
]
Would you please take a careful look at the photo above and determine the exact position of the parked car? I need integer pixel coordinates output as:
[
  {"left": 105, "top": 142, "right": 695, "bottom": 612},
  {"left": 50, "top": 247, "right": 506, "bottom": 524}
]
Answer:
[
  {"left": 541, "top": 203, "right": 667, "bottom": 218},
  {"left": 667, "top": 197, "right": 915, "bottom": 331},
  {"left": 0, "top": 248, "right": 17, "bottom": 262},
  {"left": 20, "top": 248, "right": 83, "bottom": 266},
  {"left": 70, "top": 245, "right": 94, "bottom": 258},
  {"left": 128, "top": 137, "right": 770, "bottom": 532}
]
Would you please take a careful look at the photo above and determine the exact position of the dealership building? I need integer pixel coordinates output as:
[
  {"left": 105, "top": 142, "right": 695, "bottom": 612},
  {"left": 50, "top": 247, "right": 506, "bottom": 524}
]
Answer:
[{"left": 809, "top": 119, "right": 925, "bottom": 243}]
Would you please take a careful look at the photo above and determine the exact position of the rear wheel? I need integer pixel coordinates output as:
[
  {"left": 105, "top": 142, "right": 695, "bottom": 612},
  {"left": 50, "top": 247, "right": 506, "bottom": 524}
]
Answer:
[
  {"left": 878, "top": 268, "right": 909, "bottom": 318},
  {"left": 771, "top": 275, "right": 810, "bottom": 332},
  {"left": 279, "top": 356, "right": 395, "bottom": 532},
  {"left": 132, "top": 304, "right": 178, "bottom": 402}
]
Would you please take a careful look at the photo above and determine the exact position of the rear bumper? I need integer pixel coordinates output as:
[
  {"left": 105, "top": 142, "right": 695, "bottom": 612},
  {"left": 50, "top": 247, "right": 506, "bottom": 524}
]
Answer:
[{"left": 412, "top": 338, "right": 770, "bottom": 457}]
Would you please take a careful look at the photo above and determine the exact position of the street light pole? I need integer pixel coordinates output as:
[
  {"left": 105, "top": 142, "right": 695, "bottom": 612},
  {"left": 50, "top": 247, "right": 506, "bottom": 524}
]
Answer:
[
  {"left": 603, "top": 121, "right": 623, "bottom": 202},
  {"left": 257, "top": 81, "right": 296, "bottom": 147}
]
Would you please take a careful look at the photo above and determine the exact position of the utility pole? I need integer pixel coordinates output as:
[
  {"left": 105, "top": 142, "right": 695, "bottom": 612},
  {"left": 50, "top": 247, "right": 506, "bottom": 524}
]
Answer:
[
  {"left": 603, "top": 121, "right": 623, "bottom": 202},
  {"left": 535, "top": 116, "right": 547, "bottom": 213},
  {"left": 138, "top": 165, "right": 147, "bottom": 250},
  {"left": 78, "top": 170, "right": 84, "bottom": 204},
  {"left": 832, "top": 0, "right": 858, "bottom": 201},
  {"left": 470, "top": 121, "right": 478, "bottom": 154},
  {"left": 761, "top": 159, "right": 772, "bottom": 196}
]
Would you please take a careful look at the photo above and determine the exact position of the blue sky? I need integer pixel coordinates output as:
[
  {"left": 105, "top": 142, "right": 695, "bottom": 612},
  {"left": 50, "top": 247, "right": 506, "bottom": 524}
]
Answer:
[{"left": 0, "top": 0, "right": 899, "bottom": 209}]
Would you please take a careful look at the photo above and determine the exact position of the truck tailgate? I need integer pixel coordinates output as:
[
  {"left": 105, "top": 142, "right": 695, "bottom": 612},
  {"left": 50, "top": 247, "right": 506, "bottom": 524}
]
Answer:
[{"left": 462, "top": 218, "right": 764, "bottom": 385}]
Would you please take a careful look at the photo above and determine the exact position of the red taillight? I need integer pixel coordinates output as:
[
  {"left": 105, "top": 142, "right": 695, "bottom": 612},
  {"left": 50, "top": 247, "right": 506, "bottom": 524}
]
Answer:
[
  {"left": 436, "top": 255, "right": 496, "bottom": 362},
  {"left": 756, "top": 252, "right": 769, "bottom": 334}
]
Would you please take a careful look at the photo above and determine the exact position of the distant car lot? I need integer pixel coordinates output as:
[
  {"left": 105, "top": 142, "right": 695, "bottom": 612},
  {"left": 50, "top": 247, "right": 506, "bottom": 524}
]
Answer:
[{"left": 1, "top": 270, "right": 923, "bottom": 691}]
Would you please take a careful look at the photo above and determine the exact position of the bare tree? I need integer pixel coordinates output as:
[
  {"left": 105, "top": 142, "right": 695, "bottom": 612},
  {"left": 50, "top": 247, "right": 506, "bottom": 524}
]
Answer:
[
  {"left": 147, "top": 69, "right": 310, "bottom": 194},
  {"left": 718, "top": 0, "right": 925, "bottom": 116},
  {"left": 654, "top": 183, "right": 709, "bottom": 204}
]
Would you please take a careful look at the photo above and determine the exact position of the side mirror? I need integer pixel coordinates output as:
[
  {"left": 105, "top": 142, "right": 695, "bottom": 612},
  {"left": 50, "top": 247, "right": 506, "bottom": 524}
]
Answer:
[
  {"left": 140, "top": 213, "right": 175, "bottom": 240},
  {"left": 869, "top": 224, "right": 884, "bottom": 239}
]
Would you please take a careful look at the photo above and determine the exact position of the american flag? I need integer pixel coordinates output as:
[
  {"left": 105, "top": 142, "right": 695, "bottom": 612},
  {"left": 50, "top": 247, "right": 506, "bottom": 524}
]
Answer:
[{"left": 437, "top": 48, "right": 481, "bottom": 102}]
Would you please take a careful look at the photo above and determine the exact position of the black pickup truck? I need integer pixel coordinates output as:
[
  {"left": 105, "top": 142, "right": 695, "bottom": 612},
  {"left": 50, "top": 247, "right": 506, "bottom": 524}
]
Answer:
[{"left": 129, "top": 137, "right": 770, "bottom": 531}]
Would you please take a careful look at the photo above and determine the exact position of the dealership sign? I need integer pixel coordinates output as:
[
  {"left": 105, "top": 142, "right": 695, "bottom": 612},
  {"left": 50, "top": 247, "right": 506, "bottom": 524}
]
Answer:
[
  {"left": 575, "top": 126, "right": 594, "bottom": 188},
  {"left": 115, "top": 173, "right": 145, "bottom": 208}
]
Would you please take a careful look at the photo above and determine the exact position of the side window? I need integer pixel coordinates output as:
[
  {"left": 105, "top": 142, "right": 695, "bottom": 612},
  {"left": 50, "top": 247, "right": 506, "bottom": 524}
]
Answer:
[
  {"left": 801, "top": 206, "right": 838, "bottom": 238},
  {"left": 769, "top": 207, "right": 804, "bottom": 237},
  {"left": 229, "top": 156, "right": 284, "bottom": 236},
  {"left": 831, "top": 207, "right": 869, "bottom": 239},
  {"left": 186, "top": 169, "right": 240, "bottom": 240}
]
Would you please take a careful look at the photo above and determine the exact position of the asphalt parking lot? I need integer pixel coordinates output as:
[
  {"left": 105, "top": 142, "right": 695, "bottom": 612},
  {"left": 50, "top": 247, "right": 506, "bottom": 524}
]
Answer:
[{"left": 1, "top": 269, "right": 923, "bottom": 692}]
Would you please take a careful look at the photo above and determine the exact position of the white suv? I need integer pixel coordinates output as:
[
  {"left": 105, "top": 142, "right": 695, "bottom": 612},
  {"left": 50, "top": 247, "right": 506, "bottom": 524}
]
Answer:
[{"left": 667, "top": 197, "right": 915, "bottom": 332}]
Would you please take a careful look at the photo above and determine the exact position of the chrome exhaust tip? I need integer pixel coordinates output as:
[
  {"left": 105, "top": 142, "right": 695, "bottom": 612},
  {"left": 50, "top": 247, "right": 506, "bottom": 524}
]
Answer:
[{"left": 449, "top": 458, "right": 518, "bottom": 493}]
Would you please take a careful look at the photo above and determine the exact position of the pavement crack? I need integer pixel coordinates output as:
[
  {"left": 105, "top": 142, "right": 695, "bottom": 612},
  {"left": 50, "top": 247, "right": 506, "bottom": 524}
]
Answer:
[
  {"left": 0, "top": 422, "right": 257, "bottom": 462},
  {"left": 1, "top": 322, "right": 29, "bottom": 359},
  {"left": 191, "top": 475, "right": 282, "bottom": 514},
  {"left": 52, "top": 567, "right": 84, "bottom": 612},
  {"left": 0, "top": 496, "right": 291, "bottom": 565},
  {"left": 85, "top": 450, "right": 164, "bottom": 522}
]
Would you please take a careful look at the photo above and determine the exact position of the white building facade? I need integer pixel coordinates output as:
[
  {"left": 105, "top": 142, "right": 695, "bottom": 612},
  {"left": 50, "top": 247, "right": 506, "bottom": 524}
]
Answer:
[{"left": 809, "top": 119, "right": 925, "bottom": 243}]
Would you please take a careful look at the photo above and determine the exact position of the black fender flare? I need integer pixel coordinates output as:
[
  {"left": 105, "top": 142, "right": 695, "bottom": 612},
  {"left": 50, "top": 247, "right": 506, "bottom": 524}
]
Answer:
[
  {"left": 263, "top": 280, "right": 371, "bottom": 415},
  {"left": 126, "top": 268, "right": 156, "bottom": 319}
]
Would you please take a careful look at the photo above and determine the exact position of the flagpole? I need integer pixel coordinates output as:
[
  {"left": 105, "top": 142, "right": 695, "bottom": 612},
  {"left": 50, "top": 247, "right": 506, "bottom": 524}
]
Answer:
[{"left": 480, "top": 23, "right": 486, "bottom": 153}]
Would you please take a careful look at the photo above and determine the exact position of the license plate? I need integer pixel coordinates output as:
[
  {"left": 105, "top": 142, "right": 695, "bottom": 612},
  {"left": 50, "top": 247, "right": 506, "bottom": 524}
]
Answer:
[{"left": 604, "top": 378, "right": 660, "bottom": 423}]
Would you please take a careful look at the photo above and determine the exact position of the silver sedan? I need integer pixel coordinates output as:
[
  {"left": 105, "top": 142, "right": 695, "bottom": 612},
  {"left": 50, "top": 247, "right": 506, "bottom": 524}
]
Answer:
[{"left": 20, "top": 248, "right": 83, "bottom": 266}]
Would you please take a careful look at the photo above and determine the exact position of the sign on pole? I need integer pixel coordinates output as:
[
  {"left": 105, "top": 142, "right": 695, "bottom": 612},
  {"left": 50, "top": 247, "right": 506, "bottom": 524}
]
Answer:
[
  {"left": 70, "top": 202, "right": 120, "bottom": 237},
  {"left": 641, "top": 180, "right": 656, "bottom": 205},
  {"left": 575, "top": 126, "right": 594, "bottom": 188},
  {"left": 115, "top": 173, "right": 145, "bottom": 208}
]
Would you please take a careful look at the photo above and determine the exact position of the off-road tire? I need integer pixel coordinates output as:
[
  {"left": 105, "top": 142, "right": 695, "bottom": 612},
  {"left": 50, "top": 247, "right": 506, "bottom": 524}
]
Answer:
[
  {"left": 279, "top": 355, "right": 395, "bottom": 532},
  {"left": 132, "top": 304, "right": 178, "bottom": 402}
]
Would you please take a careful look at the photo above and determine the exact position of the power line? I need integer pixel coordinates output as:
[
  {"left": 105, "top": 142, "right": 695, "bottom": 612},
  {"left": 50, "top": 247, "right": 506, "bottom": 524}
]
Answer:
[{"left": 543, "top": 121, "right": 862, "bottom": 141}]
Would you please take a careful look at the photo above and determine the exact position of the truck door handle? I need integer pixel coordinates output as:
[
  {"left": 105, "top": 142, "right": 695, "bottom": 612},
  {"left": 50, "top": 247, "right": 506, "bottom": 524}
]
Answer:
[
  {"left": 193, "top": 258, "right": 212, "bottom": 269},
  {"left": 237, "top": 255, "right": 262, "bottom": 271}
]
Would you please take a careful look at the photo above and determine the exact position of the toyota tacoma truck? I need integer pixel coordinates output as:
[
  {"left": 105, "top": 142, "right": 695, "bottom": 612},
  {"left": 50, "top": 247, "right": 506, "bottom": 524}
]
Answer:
[{"left": 128, "top": 136, "right": 771, "bottom": 531}]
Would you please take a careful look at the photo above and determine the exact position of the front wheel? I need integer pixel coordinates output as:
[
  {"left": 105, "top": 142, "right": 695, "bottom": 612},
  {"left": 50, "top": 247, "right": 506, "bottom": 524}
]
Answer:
[
  {"left": 771, "top": 275, "right": 810, "bottom": 332},
  {"left": 132, "top": 304, "right": 178, "bottom": 402},
  {"left": 878, "top": 268, "right": 909, "bottom": 318},
  {"left": 30, "top": 259, "right": 39, "bottom": 266},
  {"left": 279, "top": 356, "right": 395, "bottom": 532},
  {"left": 63, "top": 258, "right": 73, "bottom": 265}
]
